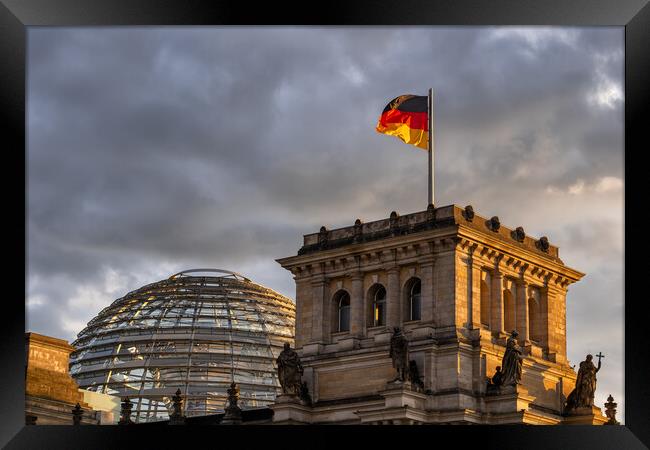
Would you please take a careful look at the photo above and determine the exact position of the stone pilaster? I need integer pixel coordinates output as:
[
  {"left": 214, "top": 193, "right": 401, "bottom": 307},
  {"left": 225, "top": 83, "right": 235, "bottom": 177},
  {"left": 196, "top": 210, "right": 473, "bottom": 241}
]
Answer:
[
  {"left": 350, "top": 271, "right": 364, "bottom": 337},
  {"left": 516, "top": 279, "right": 529, "bottom": 343},
  {"left": 294, "top": 276, "right": 311, "bottom": 348},
  {"left": 470, "top": 259, "right": 482, "bottom": 330},
  {"left": 491, "top": 271, "right": 505, "bottom": 334},
  {"left": 419, "top": 257, "right": 434, "bottom": 324},
  {"left": 386, "top": 266, "right": 400, "bottom": 328},
  {"left": 310, "top": 275, "right": 328, "bottom": 344},
  {"left": 433, "top": 248, "right": 455, "bottom": 328},
  {"left": 544, "top": 285, "right": 566, "bottom": 364}
]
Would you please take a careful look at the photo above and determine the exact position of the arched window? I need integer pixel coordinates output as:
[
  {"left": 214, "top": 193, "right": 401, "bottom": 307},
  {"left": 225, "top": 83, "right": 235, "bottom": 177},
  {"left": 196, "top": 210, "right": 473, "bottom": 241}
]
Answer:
[
  {"left": 371, "top": 286, "right": 386, "bottom": 327},
  {"left": 337, "top": 292, "right": 351, "bottom": 332},
  {"left": 407, "top": 279, "right": 421, "bottom": 321}
]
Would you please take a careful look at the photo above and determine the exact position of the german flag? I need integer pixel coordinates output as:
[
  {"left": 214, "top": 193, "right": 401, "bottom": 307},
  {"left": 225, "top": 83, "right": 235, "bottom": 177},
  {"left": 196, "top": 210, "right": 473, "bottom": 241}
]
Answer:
[{"left": 376, "top": 95, "right": 429, "bottom": 150}]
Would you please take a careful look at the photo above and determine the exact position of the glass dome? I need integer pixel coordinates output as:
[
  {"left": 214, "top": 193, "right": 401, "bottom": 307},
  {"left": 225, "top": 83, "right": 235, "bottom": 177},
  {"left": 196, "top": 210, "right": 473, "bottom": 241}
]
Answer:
[{"left": 69, "top": 269, "right": 295, "bottom": 423}]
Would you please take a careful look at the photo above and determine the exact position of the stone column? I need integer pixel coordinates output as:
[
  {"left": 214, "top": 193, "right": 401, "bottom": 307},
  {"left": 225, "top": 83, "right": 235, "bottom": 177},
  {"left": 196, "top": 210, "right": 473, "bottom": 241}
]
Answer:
[
  {"left": 294, "top": 276, "right": 310, "bottom": 348},
  {"left": 350, "top": 271, "right": 364, "bottom": 337},
  {"left": 471, "top": 264, "right": 482, "bottom": 330},
  {"left": 516, "top": 279, "right": 529, "bottom": 343},
  {"left": 465, "top": 245, "right": 481, "bottom": 330},
  {"left": 386, "top": 266, "right": 400, "bottom": 328},
  {"left": 310, "top": 276, "right": 328, "bottom": 343},
  {"left": 491, "top": 271, "right": 504, "bottom": 334},
  {"left": 420, "top": 257, "right": 434, "bottom": 324},
  {"left": 544, "top": 285, "right": 567, "bottom": 364}
]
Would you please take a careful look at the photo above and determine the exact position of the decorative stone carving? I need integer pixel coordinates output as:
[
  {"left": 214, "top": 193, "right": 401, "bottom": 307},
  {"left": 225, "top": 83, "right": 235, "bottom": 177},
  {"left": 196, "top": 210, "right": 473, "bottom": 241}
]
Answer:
[
  {"left": 277, "top": 343, "right": 303, "bottom": 395},
  {"left": 487, "top": 216, "right": 501, "bottom": 232},
  {"left": 512, "top": 226, "right": 526, "bottom": 242},
  {"left": 118, "top": 397, "right": 134, "bottom": 425},
  {"left": 408, "top": 360, "right": 424, "bottom": 392},
  {"left": 299, "top": 381, "right": 313, "bottom": 406},
  {"left": 168, "top": 388, "right": 185, "bottom": 425},
  {"left": 222, "top": 382, "right": 242, "bottom": 425},
  {"left": 604, "top": 394, "right": 619, "bottom": 425},
  {"left": 486, "top": 366, "right": 504, "bottom": 395},
  {"left": 318, "top": 226, "right": 329, "bottom": 248},
  {"left": 389, "top": 211, "right": 399, "bottom": 235},
  {"left": 565, "top": 353, "right": 602, "bottom": 412},
  {"left": 389, "top": 327, "right": 409, "bottom": 382},
  {"left": 71, "top": 403, "right": 83, "bottom": 425},
  {"left": 353, "top": 219, "right": 363, "bottom": 242},
  {"left": 536, "top": 236, "right": 550, "bottom": 253},
  {"left": 500, "top": 331, "right": 523, "bottom": 387},
  {"left": 463, "top": 205, "right": 474, "bottom": 222},
  {"left": 426, "top": 203, "right": 435, "bottom": 222}
]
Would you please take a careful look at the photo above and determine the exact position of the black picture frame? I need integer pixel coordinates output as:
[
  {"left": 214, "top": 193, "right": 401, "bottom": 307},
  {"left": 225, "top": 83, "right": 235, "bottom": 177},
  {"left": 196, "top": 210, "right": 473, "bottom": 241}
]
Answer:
[{"left": 2, "top": 0, "right": 648, "bottom": 448}]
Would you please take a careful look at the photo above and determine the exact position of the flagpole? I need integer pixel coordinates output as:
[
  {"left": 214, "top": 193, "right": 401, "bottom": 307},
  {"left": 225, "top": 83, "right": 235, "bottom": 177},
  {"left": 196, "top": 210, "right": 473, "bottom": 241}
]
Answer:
[{"left": 428, "top": 88, "right": 434, "bottom": 206}]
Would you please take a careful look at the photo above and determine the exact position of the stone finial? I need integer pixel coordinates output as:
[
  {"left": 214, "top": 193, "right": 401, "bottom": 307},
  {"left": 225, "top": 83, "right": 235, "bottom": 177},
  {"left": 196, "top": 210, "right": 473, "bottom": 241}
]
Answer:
[
  {"left": 169, "top": 388, "right": 186, "bottom": 425},
  {"left": 118, "top": 397, "right": 134, "bottom": 425},
  {"left": 604, "top": 394, "right": 620, "bottom": 425},
  {"left": 354, "top": 219, "right": 363, "bottom": 242},
  {"left": 426, "top": 204, "right": 435, "bottom": 222},
  {"left": 318, "top": 226, "right": 329, "bottom": 247},
  {"left": 222, "top": 382, "right": 242, "bottom": 425},
  {"left": 25, "top": 414, "right": 37, "bottom": 425},
  {"left": 389, "top": 211, "right": 400, "bottom": 236},
  {"left": 72, "top": 402, "right": 83, "bottom": 425},
  {"left": 463, "top": 205, "right": 474, "bottom": 222},
  {"left": 487, "top": 216, "right": 500, "bottom": 232},
  {"left": 536, "top": 236, "right": 550, "bottom": 253},
  {"left": 512, "top": 226, "right": 526, "bottom": 242}
]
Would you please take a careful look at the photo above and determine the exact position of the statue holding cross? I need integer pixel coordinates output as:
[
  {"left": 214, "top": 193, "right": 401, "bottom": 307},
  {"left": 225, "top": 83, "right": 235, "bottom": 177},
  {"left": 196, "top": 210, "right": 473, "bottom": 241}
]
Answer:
[{"left": 565, "top": 353, "right": 603, "bottom": 412}]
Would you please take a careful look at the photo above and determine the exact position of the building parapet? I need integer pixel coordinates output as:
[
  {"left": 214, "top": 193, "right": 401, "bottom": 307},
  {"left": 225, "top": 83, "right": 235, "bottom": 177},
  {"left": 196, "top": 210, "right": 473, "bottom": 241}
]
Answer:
[{"left": 298, "top": 204, "right": 561, "bottom": 261}]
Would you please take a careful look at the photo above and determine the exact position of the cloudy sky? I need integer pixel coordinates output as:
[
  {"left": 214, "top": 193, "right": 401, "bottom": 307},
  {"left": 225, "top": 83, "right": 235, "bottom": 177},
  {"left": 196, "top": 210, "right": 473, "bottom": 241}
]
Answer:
[{"left": 27, "top": 27, "right": 624, "bottom": 420}]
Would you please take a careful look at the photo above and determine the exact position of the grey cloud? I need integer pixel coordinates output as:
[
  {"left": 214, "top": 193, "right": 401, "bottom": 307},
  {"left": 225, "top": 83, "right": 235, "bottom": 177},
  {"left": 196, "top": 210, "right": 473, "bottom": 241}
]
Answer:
[{"left": 27, "top": 26, "right": 624, "bottom": 418}]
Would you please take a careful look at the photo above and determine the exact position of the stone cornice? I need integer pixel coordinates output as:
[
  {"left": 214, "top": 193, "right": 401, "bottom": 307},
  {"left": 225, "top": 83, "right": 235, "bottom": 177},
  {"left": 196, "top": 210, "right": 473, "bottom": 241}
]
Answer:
[
  {"left": 456, "top": 228, "right": 584, "bottom": 284},
  {"left": 277, "top": 204, "right": 583, "bottom": 285},
  {"left": 26, "top": 332, "right": 76, "bottom": 353}
]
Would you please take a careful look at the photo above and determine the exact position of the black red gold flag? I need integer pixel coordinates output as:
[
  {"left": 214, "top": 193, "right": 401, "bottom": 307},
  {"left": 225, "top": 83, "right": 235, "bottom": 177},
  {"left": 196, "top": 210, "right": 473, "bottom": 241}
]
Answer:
[{"left": 375, "top": 95, "right": 429, "bottom": 150}]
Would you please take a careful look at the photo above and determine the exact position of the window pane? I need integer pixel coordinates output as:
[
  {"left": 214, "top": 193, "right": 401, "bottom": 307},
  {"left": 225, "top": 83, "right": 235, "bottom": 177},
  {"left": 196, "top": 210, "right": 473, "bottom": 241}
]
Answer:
[
  {"left": 339, "top": 304, "right": 350, "bottom": 331},
  {"left": 411, "top": 280, "right": 421, "bottom": 321}
]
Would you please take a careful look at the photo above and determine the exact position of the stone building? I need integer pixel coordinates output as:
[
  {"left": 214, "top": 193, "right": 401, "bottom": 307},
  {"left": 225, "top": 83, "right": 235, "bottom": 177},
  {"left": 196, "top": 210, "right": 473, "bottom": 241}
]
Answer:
[
  {"left": 25, "top": 332, "right": 101, "bottom": 424},
  {"left": 274, "top": 204, "right": 608, "bottom": 425}
]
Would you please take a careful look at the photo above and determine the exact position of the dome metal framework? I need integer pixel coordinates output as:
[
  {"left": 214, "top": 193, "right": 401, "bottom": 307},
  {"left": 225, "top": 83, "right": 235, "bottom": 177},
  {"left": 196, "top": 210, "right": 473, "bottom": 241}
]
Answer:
[{"left": 69, "top": 269, "right": 295, "bottom": 423}]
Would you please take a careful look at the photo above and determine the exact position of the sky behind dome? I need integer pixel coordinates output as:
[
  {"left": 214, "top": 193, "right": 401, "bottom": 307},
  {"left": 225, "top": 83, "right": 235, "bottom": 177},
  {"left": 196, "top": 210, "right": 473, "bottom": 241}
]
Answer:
[{"left": 26, "top": 26, "right": 624, "bottom": 421}]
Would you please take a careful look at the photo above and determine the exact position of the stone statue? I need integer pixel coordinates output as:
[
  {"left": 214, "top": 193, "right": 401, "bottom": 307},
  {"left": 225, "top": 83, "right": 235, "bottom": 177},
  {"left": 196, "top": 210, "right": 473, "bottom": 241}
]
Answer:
[
  {"left": 565, "top": 353, "right": 602, "bottom": 411},
  {"left": 604, "top": 394, "right": 619, "bottom": 425},
  {"left": 71, "top": 403, "right": 83, "bottom": 425},
  {"left": 277, "top": 342, "right": 303, "bottom": 395},
  {"left": 491, "top": 366, "right": 503, "bottom": 387},
  {"left": 222, "top": 382, "right": 243, "bottom": 425},
  {"left": 486, "top": 366, "right": 504, "bottom": 395},
  {"left": 389, "top": 327, "right": 409, "bottom": 382},
  {"left": 299, "top": 381, "right": 312, "bottom": 406},
  {"left": 169, "top": 388, "right": 185, "bottom": 425},
  {"left": 500, "top": 330, "right": 523, "bottom": 386},
  {"left": 408, "top": 360, "right": 424, "bottom": 391}
]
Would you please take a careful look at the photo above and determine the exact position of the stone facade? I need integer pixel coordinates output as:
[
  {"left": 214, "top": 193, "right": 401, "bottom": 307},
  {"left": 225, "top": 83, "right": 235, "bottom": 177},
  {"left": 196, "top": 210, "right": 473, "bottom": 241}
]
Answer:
[
  {"left": 25, "top": 332, "right": 100, "bottom": 425},
  {"left": 274, "top": 204, "right": 607, "bottom": 425}
]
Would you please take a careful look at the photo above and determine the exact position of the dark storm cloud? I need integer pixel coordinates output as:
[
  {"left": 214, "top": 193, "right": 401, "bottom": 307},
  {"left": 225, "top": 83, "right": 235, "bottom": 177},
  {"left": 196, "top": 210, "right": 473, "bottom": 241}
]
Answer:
[{"left": 27, "top": 26, "right": 623, "bottom": 418}]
